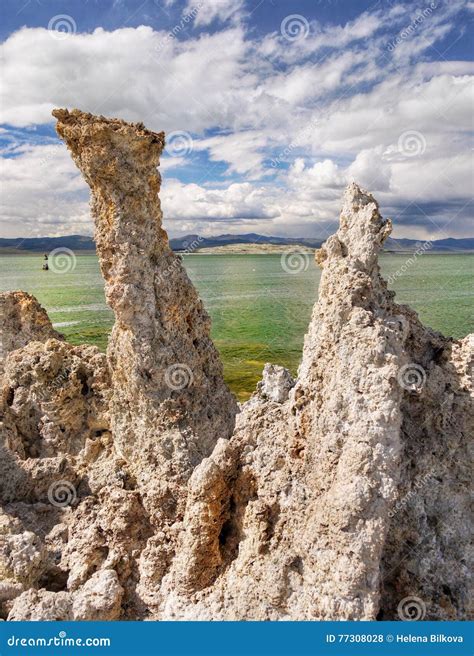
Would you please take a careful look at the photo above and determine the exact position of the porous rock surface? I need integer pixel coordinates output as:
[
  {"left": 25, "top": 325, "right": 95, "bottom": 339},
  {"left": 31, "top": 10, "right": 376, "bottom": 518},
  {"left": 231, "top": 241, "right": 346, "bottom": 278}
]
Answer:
[
  {"left": 0, "top": 291, "right": 62, "bottom": 380},
  {"left": 0, "top": 109, "right": 472, "bottom": 622}
]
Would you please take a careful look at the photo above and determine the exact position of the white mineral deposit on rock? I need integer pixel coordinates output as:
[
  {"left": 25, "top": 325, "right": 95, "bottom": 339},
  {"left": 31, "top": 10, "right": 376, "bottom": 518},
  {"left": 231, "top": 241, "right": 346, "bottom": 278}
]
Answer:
[{"left": 0, "top": 109, "right": 471, "bottom": 621}]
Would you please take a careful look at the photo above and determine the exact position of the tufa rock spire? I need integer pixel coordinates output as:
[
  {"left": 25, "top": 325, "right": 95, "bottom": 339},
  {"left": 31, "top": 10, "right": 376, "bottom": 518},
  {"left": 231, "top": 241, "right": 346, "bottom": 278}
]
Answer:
[{"left": 52, "top": 108, "right": 238, "bottom": 514}]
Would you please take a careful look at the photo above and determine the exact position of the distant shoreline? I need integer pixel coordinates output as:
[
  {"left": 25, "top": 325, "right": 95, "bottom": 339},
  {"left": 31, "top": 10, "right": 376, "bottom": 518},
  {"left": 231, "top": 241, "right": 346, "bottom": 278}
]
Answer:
[
  {"left": 2, "top": 234, "right": 474, "bottom": 256},
  {"left": 1, "top": 248, "right": 474, "bottom": 256}
]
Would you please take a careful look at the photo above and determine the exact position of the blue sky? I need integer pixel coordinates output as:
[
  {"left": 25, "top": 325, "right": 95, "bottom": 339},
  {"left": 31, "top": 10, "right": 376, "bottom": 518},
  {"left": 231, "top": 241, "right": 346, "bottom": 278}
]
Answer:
[{"left": 1, "top": 0, "right": 473, "bottom": 239}]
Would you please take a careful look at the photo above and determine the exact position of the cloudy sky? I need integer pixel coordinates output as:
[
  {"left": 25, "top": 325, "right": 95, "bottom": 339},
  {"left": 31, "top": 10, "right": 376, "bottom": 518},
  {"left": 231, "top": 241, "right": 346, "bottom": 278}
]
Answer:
[{"left": 0, "top": 0, "right": 473, "bottom": 240}]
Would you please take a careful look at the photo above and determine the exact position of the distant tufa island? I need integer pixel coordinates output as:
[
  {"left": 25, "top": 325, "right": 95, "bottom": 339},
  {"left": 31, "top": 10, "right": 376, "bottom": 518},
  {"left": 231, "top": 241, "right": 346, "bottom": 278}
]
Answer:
[{"left": 0, "top": 233, "right": 473, "bottom": 254}]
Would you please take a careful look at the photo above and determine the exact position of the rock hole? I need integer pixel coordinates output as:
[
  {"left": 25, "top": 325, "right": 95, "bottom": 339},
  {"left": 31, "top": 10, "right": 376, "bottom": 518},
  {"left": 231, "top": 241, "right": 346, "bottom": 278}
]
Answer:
[
  {"left": 5, "top": 387, "right": 14, "bottom": 406},
  {"left": 442, "top": 584, "right": 455, "bottom": 603},
  {"left": 38, "top": 566, "right": 69, "bottom": 592},
  {"left": 219, "top": 519, "right": 233, "bottom": 547},
  {"left": 78, "top": 371, "right": 89, "bottom": 396},
  {"left": 219, "top": 497, "right": 240, "bottom": 563},
  {"left": 219, "top": 497, "right": 236, "bottom": 548},
  {"left": 289, "top": 556, "right": 303, "bottom": 575}
]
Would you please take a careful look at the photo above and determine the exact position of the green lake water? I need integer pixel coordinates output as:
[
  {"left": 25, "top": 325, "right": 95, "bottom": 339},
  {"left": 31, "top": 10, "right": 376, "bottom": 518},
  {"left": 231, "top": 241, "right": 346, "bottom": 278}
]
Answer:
[{"left": 1, "top": 253, "right": 472, "bottom": 401}]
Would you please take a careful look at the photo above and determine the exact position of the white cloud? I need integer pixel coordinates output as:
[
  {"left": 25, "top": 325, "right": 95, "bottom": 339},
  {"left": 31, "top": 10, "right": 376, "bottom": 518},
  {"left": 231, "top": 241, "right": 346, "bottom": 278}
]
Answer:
[
  {"left": 161, "top": 178, "right": 278, "bottom": 222},
  {"left": 184, "top": 0, "right": 245, "bottom": 26},
  {"left": 193, "top": 131, "right": 273, "bottom": 176},
  {"left": 0, "top": 25, "right": 249, "bottom": 132},
  {"left": 348, "top": 147, "right": 391, "bottom": 192},
  {"left": 0, "top": 145, "right": 89, "bottom": 237},
  {"left": 0, "top": 0, "right": 472, "bottom": 239}
]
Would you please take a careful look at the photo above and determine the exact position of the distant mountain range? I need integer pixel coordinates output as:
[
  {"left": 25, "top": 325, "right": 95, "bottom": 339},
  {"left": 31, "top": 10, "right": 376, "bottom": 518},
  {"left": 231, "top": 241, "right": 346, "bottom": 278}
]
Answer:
[
  {"left": 169, "top": 233, "right": 324, "bottom": 251},
  {"left": 0, "top": 235, "right": 96, "bottom": 254},
  {"left": 1, "top": 233, "right": 473, "bottom": 254}
]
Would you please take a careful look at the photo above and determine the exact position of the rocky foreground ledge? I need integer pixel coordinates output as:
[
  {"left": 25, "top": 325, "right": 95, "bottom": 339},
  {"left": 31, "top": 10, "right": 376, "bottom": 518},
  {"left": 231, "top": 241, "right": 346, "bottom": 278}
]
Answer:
[{"left": 0, "top": 109, "right": 472, "bottom": 621}]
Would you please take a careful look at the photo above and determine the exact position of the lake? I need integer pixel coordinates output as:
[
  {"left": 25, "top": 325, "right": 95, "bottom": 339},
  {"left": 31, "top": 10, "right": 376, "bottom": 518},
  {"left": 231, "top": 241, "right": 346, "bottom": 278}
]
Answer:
[{"left": 1, "top": 253, "right": 472, "bottom": 400}]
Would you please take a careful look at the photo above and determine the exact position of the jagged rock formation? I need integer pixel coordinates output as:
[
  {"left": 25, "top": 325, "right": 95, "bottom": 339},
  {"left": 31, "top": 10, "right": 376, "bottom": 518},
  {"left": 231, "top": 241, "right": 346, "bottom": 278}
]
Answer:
[
  {"left": 0, "top": 292, "right": 62, "bottom": 380},
  {"left": 0, "top": 109, "right": 472, "bottom": 621},
  {"left": 52, "top": 109, "right": 238, "bottom": 503}
]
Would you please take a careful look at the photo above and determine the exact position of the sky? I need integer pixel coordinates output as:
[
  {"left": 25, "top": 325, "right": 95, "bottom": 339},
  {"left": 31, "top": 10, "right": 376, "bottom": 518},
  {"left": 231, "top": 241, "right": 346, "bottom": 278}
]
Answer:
[{"left": 0, "top": 0, "right": 473, "bottom": 240}]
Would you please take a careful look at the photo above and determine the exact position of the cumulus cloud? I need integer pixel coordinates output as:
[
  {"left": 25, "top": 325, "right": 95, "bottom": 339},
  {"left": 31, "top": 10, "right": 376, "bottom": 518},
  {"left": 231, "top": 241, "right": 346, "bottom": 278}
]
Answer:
[
  {"left": 0, "top": 144, "right": 89, "bottom": 237},
  {"left": 0, "top": 25, "right": 249, "bottom": 132},
  {"left": 0, "top": 0, "right": 473, "bottom": 239},
  {"left": 193, "top": 131, "right": 274, "bottom": 177}
]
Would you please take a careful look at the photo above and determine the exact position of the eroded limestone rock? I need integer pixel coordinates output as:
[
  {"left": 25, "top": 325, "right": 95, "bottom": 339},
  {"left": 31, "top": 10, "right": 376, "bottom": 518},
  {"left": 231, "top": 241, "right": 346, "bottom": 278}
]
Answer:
[
  {"left": 258, "top": 364, "right": 295, "bottom": 403},
  {"left": 0, "top": 292, "right": 62, "bottom": 380},
  {"left": 0, "top": 109, "right": 471, "bottom": 622},
  {"left": 52, "top": 109, "right": 238, "bottom": 492}
]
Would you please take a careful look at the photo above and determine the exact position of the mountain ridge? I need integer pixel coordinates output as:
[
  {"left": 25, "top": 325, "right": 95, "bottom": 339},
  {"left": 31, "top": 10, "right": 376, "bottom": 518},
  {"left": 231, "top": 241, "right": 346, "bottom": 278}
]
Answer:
[{"left": 0, "top": 234, "right": 473, "bottom": 253}]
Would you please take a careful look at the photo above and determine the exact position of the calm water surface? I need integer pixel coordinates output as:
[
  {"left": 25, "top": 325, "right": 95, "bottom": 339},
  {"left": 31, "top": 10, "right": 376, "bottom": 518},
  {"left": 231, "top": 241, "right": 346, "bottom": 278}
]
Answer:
[{"left": 1, "top": 253, "right": 472, "bottom": 400}]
